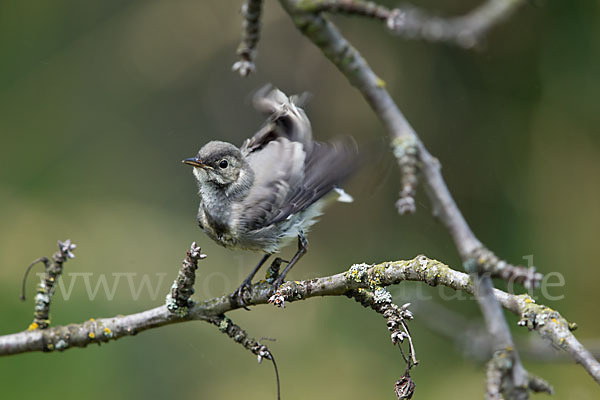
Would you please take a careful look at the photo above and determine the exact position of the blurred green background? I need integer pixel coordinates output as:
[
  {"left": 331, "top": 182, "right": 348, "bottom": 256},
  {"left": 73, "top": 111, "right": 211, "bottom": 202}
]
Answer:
[{"left": 1, "top": 0, "right": 599, "bottom": 398}]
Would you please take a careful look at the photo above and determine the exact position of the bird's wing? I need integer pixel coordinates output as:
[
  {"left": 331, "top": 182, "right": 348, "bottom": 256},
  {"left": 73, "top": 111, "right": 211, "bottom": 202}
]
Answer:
[
  {"left": 240, "top": 86, "right": 313, "bottom": 156},
  {"left": 269, "top": 136, "right": 359, "bottom": 225},
  {"left": 238, "top": 135, "right": 359, "bottom": 231},
  {"left": 237, "top": 138, "right": 306, "bottom": 231},
  {"left": 236, "top": 85, "right": 359, "bottom": 231}
]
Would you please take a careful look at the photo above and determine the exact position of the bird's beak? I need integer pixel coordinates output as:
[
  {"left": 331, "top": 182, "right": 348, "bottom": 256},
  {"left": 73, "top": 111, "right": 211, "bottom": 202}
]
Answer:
[{"left": 182, "top": 157, "right": 212, "bottom": 169}]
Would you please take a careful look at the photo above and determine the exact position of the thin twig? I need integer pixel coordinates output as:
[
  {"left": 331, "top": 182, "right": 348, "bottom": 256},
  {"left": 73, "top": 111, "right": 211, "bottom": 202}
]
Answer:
[{"left": 20, "top": 257, "right": 49, "bottom": 301}]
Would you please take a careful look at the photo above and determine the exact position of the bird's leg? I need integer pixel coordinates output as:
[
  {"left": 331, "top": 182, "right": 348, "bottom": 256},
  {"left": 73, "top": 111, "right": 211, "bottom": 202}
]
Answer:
[
  {"left": 265, "top": 257, "right": 287, "bottom": 284},
  {"left": 233, "top": 253, "right": 271, "bottom": 308},
  {"left": 272, "top": 232, "right": 308, "bottom": 290}
]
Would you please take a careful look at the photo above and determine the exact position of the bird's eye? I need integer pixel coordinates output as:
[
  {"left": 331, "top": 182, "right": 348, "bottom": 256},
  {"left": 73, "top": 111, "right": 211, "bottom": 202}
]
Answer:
[{"left": 219, "top": 159, "right": 228, "bottom": 169}]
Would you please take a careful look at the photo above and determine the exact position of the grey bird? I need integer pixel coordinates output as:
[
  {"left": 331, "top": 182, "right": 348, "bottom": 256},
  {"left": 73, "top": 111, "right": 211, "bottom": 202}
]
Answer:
[{"left": 183, "top": 86, "right": 358, "bottom": 306}]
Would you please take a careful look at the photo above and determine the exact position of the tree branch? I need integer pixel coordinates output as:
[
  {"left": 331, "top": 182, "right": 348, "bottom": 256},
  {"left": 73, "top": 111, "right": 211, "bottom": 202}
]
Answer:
[
  {"left": 277, "top": 1, "right": 540, "bottom": 396},
  {"left": 166, "top": 242, "right": 206, "bottom": 315},
  {"left": 2, "top": 254, "right": 598, "bottom": 389},
  {"left": 232, "top": 0, "right": 264, "bottom": 76},
  {"left": 298, "top": 0, "right": 526, "bottom": 49},
  {"left": 408, "top": 292, "right": 600, "bottom": 363}
]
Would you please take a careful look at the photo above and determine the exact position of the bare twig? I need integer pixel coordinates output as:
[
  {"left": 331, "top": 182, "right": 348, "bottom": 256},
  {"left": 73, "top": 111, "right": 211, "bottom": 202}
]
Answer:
[
  {"left": 21, "top": 240, "right": 76, "bottom": 330},
  {"left": 232, "top": 0, "right": 264, "bottom": 76},
  {"left": 299, "top": 0, "right": 526, "bottom": 49},
  {"left": 299, "top": 0, "right": 390, "bottom": 20},
  {"left": 3, "top": 255, "right": 597, "bottom": 389}
]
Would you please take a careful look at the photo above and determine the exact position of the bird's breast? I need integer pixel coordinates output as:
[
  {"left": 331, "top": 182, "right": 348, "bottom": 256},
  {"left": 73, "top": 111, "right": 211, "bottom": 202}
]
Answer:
[{"left": 197, "top": 205, "right": 238, "bottom": 248}]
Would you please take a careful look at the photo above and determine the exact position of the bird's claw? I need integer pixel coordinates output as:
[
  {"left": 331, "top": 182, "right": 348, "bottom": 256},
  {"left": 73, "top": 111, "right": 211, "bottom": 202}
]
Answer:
[
  {"left": 232, "top": 280, "right": 252, "bottom": 310},
  {"left": 271, "top": 277, "right": 284, "bottom": 293}
]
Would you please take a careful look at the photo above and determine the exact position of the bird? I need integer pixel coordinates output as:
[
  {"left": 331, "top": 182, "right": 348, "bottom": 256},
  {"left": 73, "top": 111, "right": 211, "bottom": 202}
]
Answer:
[{"left": 183, "top": 86, "right": 359, "bottom": 306}]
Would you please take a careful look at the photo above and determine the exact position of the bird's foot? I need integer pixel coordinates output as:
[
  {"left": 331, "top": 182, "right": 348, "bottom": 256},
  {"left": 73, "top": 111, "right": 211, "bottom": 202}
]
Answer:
[
  {"left": 271, "top": 276, "right": 284, "bottom": 292},
  {"left": 232, "top": 279, "right": 253, "bottom": 310}
]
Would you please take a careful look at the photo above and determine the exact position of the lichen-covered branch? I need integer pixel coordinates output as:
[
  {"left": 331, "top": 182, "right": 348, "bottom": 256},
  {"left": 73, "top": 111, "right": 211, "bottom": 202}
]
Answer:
[
  {"left": 465, "top": 246, "right": 542, "bottom": 289},
  {"left": 407, "top": 293, "right": 600, "bottom": 363},
  {"left": 232, "top": 0, "right": 264, "bottom": 76},
  {"left": 349, "top": 287, "right": 417, "bottom": 368},
  {"left": 391, "top": 135, "right": 419, "bottom": 214},
  {"left": 298, "top": 0, "right": 526, "bottom": 49},
  {"left": 349, "top": 288, "right": 417, "bottom": 398},
  {"left": 486, "top": 349, "right": 553, "bottom": 399},
  {"left": 278, "top": 1, "right": 534, "bottom": 395},
  {"left": 515, "top": 295, "right": 600, "bottom": 384},
  {"left": 166, "top": 242, "right": 206, "bottom": 315},
  {"left": 3, "top": 255, "right": 598, "bottom": 389},
  {"left": 21, "top": 240, "right": 76, "bottom": 330},
  {"left": 163, "top": 244, "right": 280, "bottom": 397},
  {"left": 486, "top": 349, "right": 509, "bottom": 400},
  {"left": 207, "top": 314, "right": 280, "bottom": 399}
]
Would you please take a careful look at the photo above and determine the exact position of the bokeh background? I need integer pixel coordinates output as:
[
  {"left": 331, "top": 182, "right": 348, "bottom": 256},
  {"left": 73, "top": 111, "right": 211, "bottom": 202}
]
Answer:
[{"left": 1, "top": 0, "right": 599, "bottom": 398}]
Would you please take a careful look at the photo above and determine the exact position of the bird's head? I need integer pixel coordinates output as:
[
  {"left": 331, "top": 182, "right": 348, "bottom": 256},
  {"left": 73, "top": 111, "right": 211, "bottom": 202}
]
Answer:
[{"left": 183, "top": 141, "right": 246, "bottom": 186}]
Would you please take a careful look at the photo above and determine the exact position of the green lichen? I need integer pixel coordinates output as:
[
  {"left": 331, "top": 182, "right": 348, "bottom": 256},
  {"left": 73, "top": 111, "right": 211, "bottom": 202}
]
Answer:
[
  {"left": 55, "top": 339, "right": 68, "bottom": 350},
  {"left": 165, "top": 293, "right": 188, "bottom": 317},
  {"left": 219, "top": 317, "right": 230, "bottom": 332},
  {"left": 375, "top": 76, "right": 386, "bottom": 88},
  {"left": 296, "top": 0, "right": 322, "bottom": 12},
  {"left": 373, "top": 287, "right": 392, "bottom": 304},
  {"left": 517, "top": 296, "right": 575, "bottom": 335},
  {"left": 368, "top": 265, "right": 387, "bottom": 288},
  {"left": 463, "top": 258, "right": 478, "bottom": 273},
  {"left": 346, "top": 263, "right": 369, "bottom": 282}
]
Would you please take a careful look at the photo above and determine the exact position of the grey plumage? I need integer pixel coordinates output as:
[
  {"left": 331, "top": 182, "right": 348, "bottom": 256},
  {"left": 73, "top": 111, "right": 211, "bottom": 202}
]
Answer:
[{"left": 184, "top": 86, "right": 358, "bottom": 294}]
